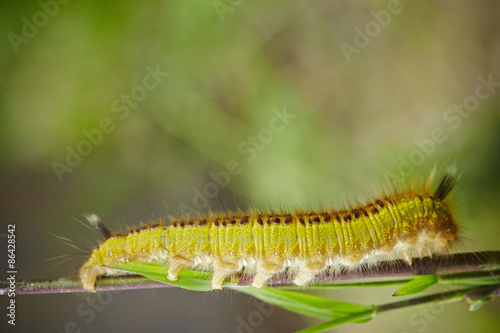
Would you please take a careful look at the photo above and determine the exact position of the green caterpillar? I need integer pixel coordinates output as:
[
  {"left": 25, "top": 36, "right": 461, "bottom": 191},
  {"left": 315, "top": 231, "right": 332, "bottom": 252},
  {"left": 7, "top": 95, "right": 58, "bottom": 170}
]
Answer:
[{"left": 79, "top": 172, "right": 458, "bottom": 291}]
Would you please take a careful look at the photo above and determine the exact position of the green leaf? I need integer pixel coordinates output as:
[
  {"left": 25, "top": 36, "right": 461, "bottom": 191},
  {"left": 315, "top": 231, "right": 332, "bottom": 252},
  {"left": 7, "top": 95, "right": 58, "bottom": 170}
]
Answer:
[
  {"left": 231, "top": 285, "right": 373, "bottom": 320},
  {"left": 393, "top": 275, "right": 438, "bottom": 296},
  {"left": 467, "top": 296, "right": 493, "bottom": 311},
  {"left": 296, "top": 309, "right": 375, "bottom": 333},
  {"left": 109, "top": 263, "right": 214, "bottom": 291}
]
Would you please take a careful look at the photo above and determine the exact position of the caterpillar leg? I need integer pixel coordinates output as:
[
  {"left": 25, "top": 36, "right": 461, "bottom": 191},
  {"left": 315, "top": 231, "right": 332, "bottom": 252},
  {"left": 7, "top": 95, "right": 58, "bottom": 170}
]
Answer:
[
  {"left": 293, "top": 261, "right": 327, "bottom": 286},
  {"left": 167, "top": 257, "right": 194, "bottom": 281},
  {"left": 252, "top": 261, "right": 286, "bottom": 288},
  {"left": 79, "top": 261, "right": 107, "bottom": 291},
  {"left": 211, "top": 261, "right": 241, "bottom": 289},
  {"left": 403, "top": 251, "right": 413, "bottom": 265}
]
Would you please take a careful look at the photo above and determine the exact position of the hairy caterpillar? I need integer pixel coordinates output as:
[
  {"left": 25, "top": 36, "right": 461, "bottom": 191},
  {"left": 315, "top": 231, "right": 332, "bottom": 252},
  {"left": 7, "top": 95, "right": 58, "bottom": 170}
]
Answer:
[{"left": 79, "top": 171, "right": 459, "bottom": 291}]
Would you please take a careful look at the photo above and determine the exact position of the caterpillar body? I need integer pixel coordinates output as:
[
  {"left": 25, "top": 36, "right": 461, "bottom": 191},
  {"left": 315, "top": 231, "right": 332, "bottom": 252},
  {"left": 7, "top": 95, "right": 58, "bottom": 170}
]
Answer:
[{"left": 79, "top": 172, "right": 459, "bottom": 291}]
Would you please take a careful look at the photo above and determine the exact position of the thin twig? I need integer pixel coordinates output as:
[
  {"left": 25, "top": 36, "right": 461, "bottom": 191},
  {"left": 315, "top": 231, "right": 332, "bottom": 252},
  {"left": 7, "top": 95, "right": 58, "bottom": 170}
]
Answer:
[{"left": 1, "top": 251, "right": 499, "bottom": 295}]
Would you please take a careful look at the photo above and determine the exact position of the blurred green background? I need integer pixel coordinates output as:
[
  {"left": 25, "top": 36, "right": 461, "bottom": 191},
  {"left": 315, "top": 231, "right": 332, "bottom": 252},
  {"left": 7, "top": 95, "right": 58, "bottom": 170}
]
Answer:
[{"left": 1, "top": 1, "right": 499, "bottom": 332}]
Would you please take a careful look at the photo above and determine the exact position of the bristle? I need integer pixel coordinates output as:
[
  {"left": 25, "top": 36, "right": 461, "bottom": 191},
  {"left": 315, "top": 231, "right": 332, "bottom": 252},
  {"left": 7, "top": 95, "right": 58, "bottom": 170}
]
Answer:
[
  {"left": 84, "top": 213, "right": 112, "bottom": 240},
  {"left": 433, "top": 173, "right": 457, "bottom": 200}
]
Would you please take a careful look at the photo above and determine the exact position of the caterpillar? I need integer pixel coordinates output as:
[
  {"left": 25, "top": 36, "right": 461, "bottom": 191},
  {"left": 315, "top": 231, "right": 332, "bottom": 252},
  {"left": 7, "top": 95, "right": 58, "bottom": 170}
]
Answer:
[{"left": 79, "top": 171, "right": 459, "bottom": 291}]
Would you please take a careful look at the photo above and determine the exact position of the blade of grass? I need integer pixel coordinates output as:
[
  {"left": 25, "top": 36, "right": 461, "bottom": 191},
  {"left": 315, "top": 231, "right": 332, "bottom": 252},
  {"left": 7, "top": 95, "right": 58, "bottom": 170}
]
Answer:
[
  {"left": 295, "top": 310, "right": 375, "bottom": 333},
  {"left": 393, "top": 275, "right": 438, "bottom": 296},
  {"left": 231, "top": 285, "right": 373, "bottom": 320},
  {"left": 110, "top": 263, "right": 214, "bottom": 291}
]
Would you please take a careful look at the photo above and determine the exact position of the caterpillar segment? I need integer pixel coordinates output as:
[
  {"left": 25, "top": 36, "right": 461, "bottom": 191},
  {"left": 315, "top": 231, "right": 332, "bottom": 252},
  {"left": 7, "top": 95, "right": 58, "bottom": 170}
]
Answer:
[{"left": 79, "top": 173, "right": 459, "bottom": 291}]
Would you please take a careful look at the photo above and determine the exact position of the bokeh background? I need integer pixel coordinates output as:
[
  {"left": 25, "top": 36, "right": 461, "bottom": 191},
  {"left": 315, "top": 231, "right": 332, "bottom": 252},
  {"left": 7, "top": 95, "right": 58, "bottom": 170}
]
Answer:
[{"left": 1, "top": 1, "right": 499, "bottom": 332}]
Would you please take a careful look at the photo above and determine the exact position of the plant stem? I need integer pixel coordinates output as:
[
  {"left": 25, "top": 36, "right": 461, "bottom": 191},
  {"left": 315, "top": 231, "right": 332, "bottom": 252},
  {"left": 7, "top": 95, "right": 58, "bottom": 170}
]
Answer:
[
  {"left": 1, "top": 251, "right": 499, "bottom": 295},
  {"left": 376, "top": 285, "right": 500, "bottom": 313}
]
